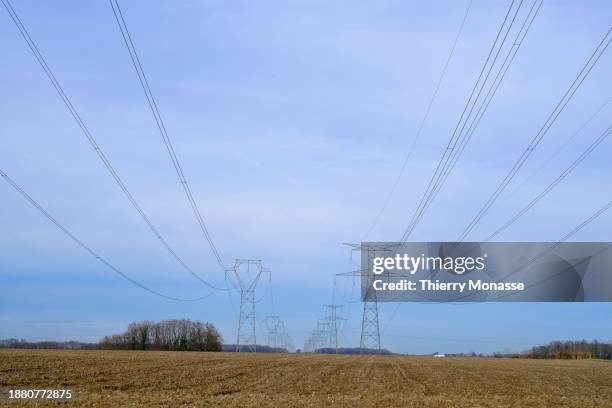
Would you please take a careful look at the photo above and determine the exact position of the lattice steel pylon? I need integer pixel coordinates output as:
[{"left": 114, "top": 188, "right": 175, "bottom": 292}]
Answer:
[
  {"left": 263, "top": 316, "right": 293, "bottom": 352},
  {"left": 357, "top": 243, "right": 397, "bottom": 353},
  {"left": 324, "top": 304, "right": 347, "bottom": 354},
  {"left": 359, "top": 255, "right": 380, "bottom": 354},
  {"left": 356, "top": 244, "right": 384, "bottom": 354},
  {"left": 227, "top": 259, "right": 269, "bottom": 352},
  {"left": 316, "top": 319, "right": 331, "bottom": 350},
  {"left": 263, "top": 315, "right": 281, "bottom": 349}
]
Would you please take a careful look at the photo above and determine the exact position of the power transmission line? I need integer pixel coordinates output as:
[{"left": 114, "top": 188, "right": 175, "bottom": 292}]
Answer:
[
  {"left": 355, "top": 1, "right": 540, "bottom": 341},
  {"left": 492, "top": 243, "right": 612, "bottom": 302},
  {"left": 362, "top": 0, "right": 473, "bottom": 239},
  {"left": 498, "top": 96, "right": 612, "bottom": 204},
  {"left": 456, "top": 198, "right": 612, "bottom": 302},
  {"left": 359, "top": 1, "right": 534, "bottom": 333},
  {"left": 0, "top": 168, "right": 212, "bottom": 302},
  {"left": 484, "top": 124, "right": 612, "bottom": 241},
  {"left": 335, "top": 2, "right": 474, "bottom": 351},
  {"left": 390, "top": 130, "right": 612, "bottom": 300},
  {"left": 416, "top": 122, "right": 612, "bottom": 266},
  {"left": 110, "top": 1, "right": 284, "bottom": 329},
  {"left": 1, "top": 0, "right": 225, "bottom": 291},
  {"left": 456, "top": 25, "right": 612, "bottom": 241},
  {"left": 400, "top": 0, "right": 535, "bottom": 242},
  {"left": 370, "top": 1, "right": 541, "bottom": 333},
  {"left": 421, "top": 0, "right": 542, "bottom": 219},
  {"left": 108, "top": 0, "right": 226, "bottom": 272},
  {"left": 383, "top": 183, "right": 612, "bottom": 311}
]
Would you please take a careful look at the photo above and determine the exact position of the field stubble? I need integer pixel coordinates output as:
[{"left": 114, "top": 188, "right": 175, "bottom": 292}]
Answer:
[{"left": 1, "top": 349, "right": 611, "bottom": 407}]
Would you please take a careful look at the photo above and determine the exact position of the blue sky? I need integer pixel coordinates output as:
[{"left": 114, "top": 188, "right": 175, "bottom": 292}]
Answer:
[{"left": 1, "top": 0, "right": 611, "bottom": 354}]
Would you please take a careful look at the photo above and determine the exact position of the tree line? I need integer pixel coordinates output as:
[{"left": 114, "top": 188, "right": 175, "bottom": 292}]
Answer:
[
  {"left": 99, "top": 319, "right": 222, "bottom": 352},
  {"left": 525, "top": 340, "right": 612, "bottom": 360},
  {"left": 0, "top": 339, "right": 97, "bottom": 350}
]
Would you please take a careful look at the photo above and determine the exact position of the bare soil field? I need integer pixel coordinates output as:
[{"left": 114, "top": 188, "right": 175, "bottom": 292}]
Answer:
[{"left": 1, "top": 349, "right": 611, "bottom": 407}]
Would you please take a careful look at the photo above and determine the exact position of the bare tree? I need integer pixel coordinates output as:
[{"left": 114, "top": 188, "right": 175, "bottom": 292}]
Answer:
[{"left": 100, "top": 319, "right": 223, "bottom": 352}]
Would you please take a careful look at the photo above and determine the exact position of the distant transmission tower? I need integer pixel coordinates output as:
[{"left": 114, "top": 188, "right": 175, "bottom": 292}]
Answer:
[
  {"left": 279, "top": 321, "right": 295, "bottom": 352},
  {"left": 227, "top": 259, "right": 269, "bottom": 352},
  {"left": 317, "top": 318, "right": 331, "bottom": 350},
  {"left": 266, "top": 316, "right": 293, "bottom": 352},
  {"left": 263, "top": 315, "right": 281, "bottom": 349},
  {"left": 324, "top": 304, "right": 347, "bottom": 354}
]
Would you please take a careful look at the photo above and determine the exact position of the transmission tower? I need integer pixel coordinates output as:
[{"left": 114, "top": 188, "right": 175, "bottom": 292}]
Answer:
[
  {"left": 227, "top": 259, "right": 269, "bottom": 352},
  {"left": 324, "top": 304, "right": 347, "bottom": 354},
  {"left": 263, "top": 315, "right": 281, "bottom": 349},
  {"left": 361, "top": 244, "right": 388, "bottom": 353},
  {"left": 318, "top": 319, "right": 331, "bottom": 349},
  {"left": 282, "top": 326, "right": 295, "bottom": 352},
  {"left": 275, "top": 319, "right": 294, "bottom": 352},
  {"left": 341, "top": 243, "right": 394, "bottom": 354}
]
